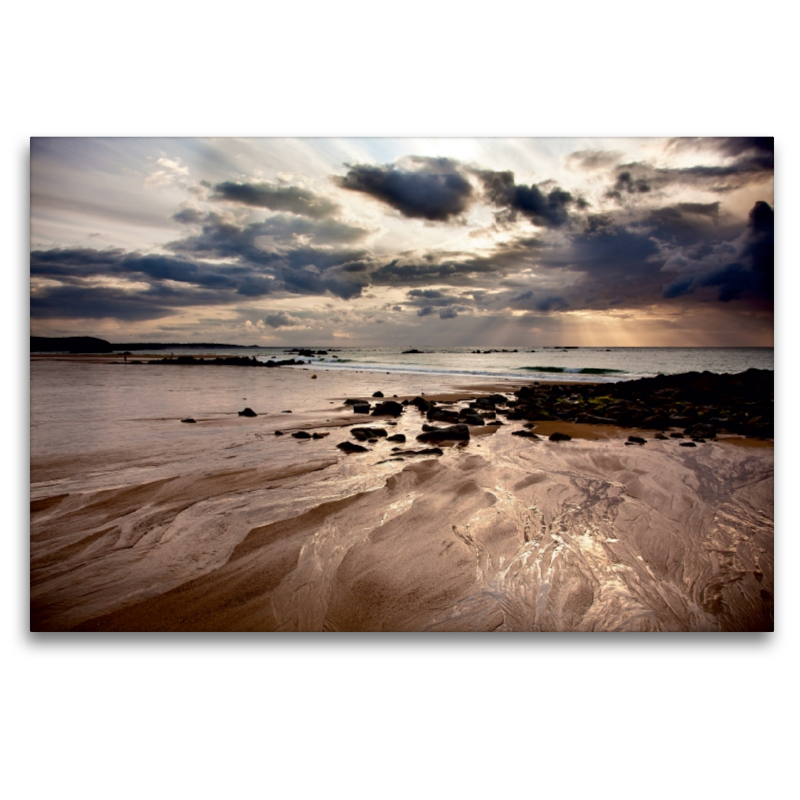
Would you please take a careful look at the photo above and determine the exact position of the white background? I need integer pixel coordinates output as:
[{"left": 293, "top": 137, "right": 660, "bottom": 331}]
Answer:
[{"left": 5, "top": 3, "right": 796, "bottom": 798}]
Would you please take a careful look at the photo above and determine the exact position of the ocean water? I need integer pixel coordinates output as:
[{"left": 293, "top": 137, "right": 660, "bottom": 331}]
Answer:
[{"left": 121, "top": 346, "right": 774, "bottom": 384}]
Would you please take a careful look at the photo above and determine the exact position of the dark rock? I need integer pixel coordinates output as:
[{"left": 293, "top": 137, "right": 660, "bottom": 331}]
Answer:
[
  {"left": 680, "top": 442, "right": 697, "bottom": 447},
  {"left": 427, "top": 408, "right": 459, "bottom": 424},
  {"left": 371, "top": 401, "right": 404, "bottom": 416},
  {"left": 392, "top": 448, "right": 444, "bottom": 457},
  {"left": 549, "top": 432, "right": 572, "bottom": 442},
  {"left": 627, "top": 436, "right": 646, "bottom": 445},
  {"left": 274, "top": 430, "right": 284, "bottom": 436},
  {"left": 180, "top": 418, "right": 196, "bottom": 423},
  {"left": 416, "top": 424, "right": 470, "bottom": 442},
  {"left": 511, "top": 430, "right": 539, "bottom": 438},
  {"left": 312, "top": 432, "right": 329, "bottom": 439},
  {"left": 292, "top": 431, "right": 311, "bottom": 439},
  {"left": 353, "top": 404, "right": 371, "bottom": 414},
  {"left": 372, "top": 391, "right": 384, "bottom": 398},
  {"left": 654, "top": 433, "right": 668, "bottom": 440},
  {"left": 343, "top": 398, "right": 362, "bottom": 405},
  {"left": 387, "top": 434, "right": 406, "bottom": 443},
  {"left": 459, "top": 412, "right": 485, "bottom": 426},
  {"left": 691, "top": 437, "right": 707, "bottom": 443},
  {"left": 281, "top": 410, "right": 292, "bottom": 413},
  {"left": 337, "top": 441, "right": 368, "bottom": 453},
  {"left": 669, "top": 432, "right": 685, "bottom": 439},
  {"left": 351, "top": 427, "right": 388, "bottom": 441},
  {"left": 238, "top": 408, "right": 257, "bottom": 417}
]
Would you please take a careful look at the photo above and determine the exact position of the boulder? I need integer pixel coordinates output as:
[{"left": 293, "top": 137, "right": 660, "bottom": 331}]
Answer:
[
  {"left": 416, "top": 424, "right": 470, "bottom": 443},
  {"left": 351, "top": 427, "right": 388, "bottom": 441},
  {"left": 292, "top": 431, "right": 311, "bottom": 439},
  {"left": 353, "top": 404, "right": 371, "bottom": 414},
  {"left": 312, "top": 432, "right": 329, "bottom": 439},
  {"left": 511, "top": 430, "right": 539, "bottom": 438},
  {"left": 337, "top": 441, "right": 368, "bottom": 453},
  {"left": 371, "top": 401, "right": 404, "bottom": 416},
  {"left": 180, "top": 418, "right": 196, "bottom": 423},
  {"left": 372, "top": 391, "right": 384, "bottom": 398},
  {"left": 627, "top": 436, "right": 646, "bottom": 445},
  {"left": 238, "top": 407, "right": 257, "bottom": 417},
  {"left": 549, "top": 432, "right": 572, "bottom": 442},
  {"left": 387, "top": 433, "right": 406, "bottom": 443}
]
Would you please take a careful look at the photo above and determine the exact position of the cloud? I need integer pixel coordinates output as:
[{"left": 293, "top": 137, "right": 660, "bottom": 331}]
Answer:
[
  {"left": 566, "top": 149, "right": 624, "bottom": 171},
  {"left": 475, "top": 169, "right": 578, "bottom": 227},
  {"left": 336, "top": 156, "right": 474, "bottom": 221},
  {"left": 213, "top": 181, "right": 339, "bottom": 218},
  {"left": 264, "top": 311, "right": 304, "bottom": 328},
  {"left": 660, "top": 201, "right": 773, "bottom": 304}
]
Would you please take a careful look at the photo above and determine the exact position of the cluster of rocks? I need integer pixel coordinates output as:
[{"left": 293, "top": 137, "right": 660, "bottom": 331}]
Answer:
[
  {"left": 287, "top": 348, "right": 329, "bottom": 357},
  {"left": 504, "top": 369, "right": 773, "bottom": 439},
  {"left": 150, "top": 355, "right": 307, "bottom": 368}
]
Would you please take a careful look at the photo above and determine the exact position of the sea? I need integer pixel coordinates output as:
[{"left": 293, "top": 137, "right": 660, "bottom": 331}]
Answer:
[{"left": 112, "top": 345, "right": 774, "bottom": 384}]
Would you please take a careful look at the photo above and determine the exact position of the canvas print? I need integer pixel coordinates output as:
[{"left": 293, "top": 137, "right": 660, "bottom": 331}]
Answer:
[{"left": 30, "top": 137, "right": 774, "bottom": 631}]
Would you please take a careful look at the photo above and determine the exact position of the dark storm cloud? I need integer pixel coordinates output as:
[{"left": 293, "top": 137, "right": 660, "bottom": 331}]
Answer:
[
  {"left": 660, "top": 201, "right": 773, "bottom": 304},
  {"left": 475, "top": 169, "right": 578, "bottom": 227},
  {"left": 699, "top": 201, "right": 773, "bottom": 302},
  {"left": 30, "top": 285, "right": 177, "bottom": 321},
  {"left": 668, "top": 137, "right": 774, "bottom": 161},
  {"left": 508, "top": 290, "right": 570, "bottom": 312},
  {"left": 212, "top": 181, "right": 340, "bottom": 218},
  {"left": 336, "top": 156, "right": 474, "bottom": 221}
]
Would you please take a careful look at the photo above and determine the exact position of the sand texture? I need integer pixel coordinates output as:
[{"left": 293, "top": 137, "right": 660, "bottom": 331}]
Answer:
[{"left": 32, "top": 432, "right": 773, "bottom": 632}]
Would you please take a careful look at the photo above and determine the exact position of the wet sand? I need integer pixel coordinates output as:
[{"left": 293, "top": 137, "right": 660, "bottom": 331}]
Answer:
[{"left": 30, "top": 359, "right": 774, "bottom": 632}]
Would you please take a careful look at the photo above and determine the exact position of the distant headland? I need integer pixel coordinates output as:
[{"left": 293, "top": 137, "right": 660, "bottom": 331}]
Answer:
[{"left": 30, "top": 336, "right": 261, "bottom": 353}]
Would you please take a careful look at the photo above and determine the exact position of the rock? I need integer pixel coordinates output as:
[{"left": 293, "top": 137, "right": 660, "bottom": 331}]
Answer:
[
  {"left": 511, "top": 430, "right": 539, "bottom": 438},
  {"left": 680, "top": 442, "right": 697, "bottom": 447},
  {"left": 669, "top": 432, "right": 685, "bottom": 439},
  {"left": 238, "top": 407, "right": 257, "bottom": 417},
  {"left": 353, "top": 404, "right": 371, "bottom": 414},
  {"left": 371, "top": 401, "right": 404, "bottom": 416},
  {"left": 427, "top": 408, "right": 460, "bottom": 424},
  {"left": 387, "top": 434, "right": 406, "bottom": 443},
  {"left": 180, "top": 418, "right": 196, "bottom": 423},
  {"left": 392, "top": 448, "right": 444, "bottom": 457},
  {"left": 416, "top": 424, "right": 470, "bottom": 443},
  {"left": 343, "top": 398, "right": 361, "bottom": 405},
  {"left": 281, "top": 410, "right": 292, "bottom": 413},
  {"left": 627, "top": 436, "right": 646, "bottom": 445},
  {"left": 292, "top": 431, "right": 311, "bottom": 439},
  {"left": 691, "top": 437, "right": 707, "bottom": 443},
  {"left": 312, "top": 432, "right": 329, "bottom": 439},
  {"left": 372, "top": 391, "right": 384, "bottom": 398},
  {"left": 459, "top": 412, "right": 486, "bottom": 426},
  {"left": 274, "top": 430, "right": 284, "bottom": 436},
  {"left": 654, "top": 433, "right": 668, "bottom": 440},
  {"left": 549, "top": 432, "right": 572, "bottom": 442},
  {"left": 337, "top": 441, "right": 368, "bottom": 454},
  {"left": 351, "top": 427, "right": 388, "bottom": 441}
]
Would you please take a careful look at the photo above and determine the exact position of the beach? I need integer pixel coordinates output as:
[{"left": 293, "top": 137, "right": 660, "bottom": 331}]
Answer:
[{"left": 30, "top": 357, "right": 774, "bottom": 631}]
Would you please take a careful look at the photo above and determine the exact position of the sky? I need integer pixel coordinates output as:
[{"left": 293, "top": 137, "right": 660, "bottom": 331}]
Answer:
[{"left": 30, "top": 137, "right": 774, "bottom": 347}]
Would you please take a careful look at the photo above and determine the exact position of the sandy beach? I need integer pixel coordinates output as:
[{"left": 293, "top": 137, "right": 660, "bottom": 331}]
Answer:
[{"left": 30, "top": 358, "right": 774, "bottom": 631}]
